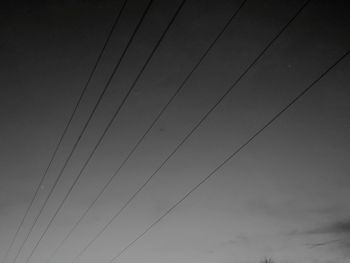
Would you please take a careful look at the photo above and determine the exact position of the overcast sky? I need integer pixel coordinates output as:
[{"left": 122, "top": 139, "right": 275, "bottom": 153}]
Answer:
[{"left": 1, "top": 1, "right": 350, "bottom": 263}]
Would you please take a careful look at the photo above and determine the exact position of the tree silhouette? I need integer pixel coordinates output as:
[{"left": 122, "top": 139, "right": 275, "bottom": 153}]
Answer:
[{"left": 260, "top": 257, "right": 274, "bottom": 263}]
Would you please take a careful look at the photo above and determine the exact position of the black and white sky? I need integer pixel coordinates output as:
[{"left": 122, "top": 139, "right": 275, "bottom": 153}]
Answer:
[{"left": 1, "top": 1, "right": 350, "bottom": 263}]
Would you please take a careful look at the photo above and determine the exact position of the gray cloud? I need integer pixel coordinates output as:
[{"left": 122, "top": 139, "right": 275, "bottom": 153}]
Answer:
[
  {"left": 220, "top": 234, "right": 250, "bottom": 248},
  {"left": 308, "top": 221, "right": 350, "bottom": 235},
  {"left": 306, "top": 219, "right": 350, "bottom": 257}
]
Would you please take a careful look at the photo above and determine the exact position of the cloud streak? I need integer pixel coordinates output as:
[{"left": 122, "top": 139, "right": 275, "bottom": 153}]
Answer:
[{"left": 306, "top": 219, "right": 350, "bottom": 257}]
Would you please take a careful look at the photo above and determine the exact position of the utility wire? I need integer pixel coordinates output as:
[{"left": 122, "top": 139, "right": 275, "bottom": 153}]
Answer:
[
  {"left": 107, "top": 48, "right": 350, "bottom": 263},
  {"left": 13, "top": 1, "right": 153, "bottom": 263},
  {"left": 44, "top": 1, "right": 248, "bottom": 262},
  {"left": 22, "top": 1, "right": 187, "bottom": 263},
  {"left": 65, "top": 1, "right": 312, "bottom": 263},
  {"left": 2, "top": 1, "right": 128, "bottom": 263}
]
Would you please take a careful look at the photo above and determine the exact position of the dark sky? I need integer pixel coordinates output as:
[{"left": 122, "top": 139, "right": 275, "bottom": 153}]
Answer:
[{"left": 1, "top": 1, "right": 350, "bottom": 263}]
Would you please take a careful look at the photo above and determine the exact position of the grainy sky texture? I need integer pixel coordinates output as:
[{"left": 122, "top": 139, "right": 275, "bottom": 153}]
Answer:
[{"left": 1, "top": 1, "right": 350, "bottom": 263}]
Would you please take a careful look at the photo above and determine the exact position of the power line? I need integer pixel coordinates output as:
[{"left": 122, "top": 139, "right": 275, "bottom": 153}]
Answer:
[
  {"left": 12, "top": 0, "right": 153, "bottom": 262},
  {"left": 21, "top": 1, "right": 187, "bottom": 263},
  {"left": 44, "top": 1, "right": 248, "bottom": 262},
  {"left": 65, "top": 1, "right": 312, "bottom": 263},
  {"left": 106, "top": 49, "right": 350, "bottom": 263},
  {"left": 1, "top": 1, "right": 128, "bottom": 263}
]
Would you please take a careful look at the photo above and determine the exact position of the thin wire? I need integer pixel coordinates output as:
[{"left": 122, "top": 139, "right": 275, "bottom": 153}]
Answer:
[
  {"left": 14, "top": 0, "right": 153, "bottom": 263},
  {"left": 22, "top": 1, "right": 187, "bottom": 263},
  {"left": 66, "top": 1, "right": 312, "bottom": 263},
  {"left": 44, "top": 1, "right": 248, "bottom": 262},
  {"left": 2, "top": 1, "right": 128, "bottom": 263},
  {"left": 106, "top": 42, "right": 350, "bottom": 263}
]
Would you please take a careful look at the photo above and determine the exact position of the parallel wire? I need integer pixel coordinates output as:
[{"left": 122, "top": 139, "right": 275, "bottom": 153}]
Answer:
[
  {"left": 14, "top": 0, "right": 153, "bottom": 263},
  {"left": 22, "top": 1, "right": 188, "bottom": 263},
  {"left": 12, "top": 0, "right": 138, "bottom": 260},
  {"left": 108, "top": 48, "right": 350, "bottom": 263},
  {"left": 66, "top": 1, "right": 312, "bottom": 263},
  {"left": 44, "top": 1, "right": 248, "bottom": 262},
  {"left": 2, "top": 1, "right": 128, "bottom": 263}
]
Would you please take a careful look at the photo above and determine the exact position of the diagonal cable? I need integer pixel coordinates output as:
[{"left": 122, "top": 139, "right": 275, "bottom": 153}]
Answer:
[
  {"left": 22, "top": 1, "right": 187, "bottom": 263},
  {"left": 2, "top": 1, "right": 128, "bottom": 263},
  {"left": 13, "top": 0, "right": 153, "bottom": 263},
  {"left": 108, "top": 48, "right": 350, "bottom": 263},
  {"left": 44, "top": 1, "right": 248, "bottom": 262},
  {"left": 12, "top": 1, "right": 153, "bottom": 263},
  {"left": 66, "top": 1, "right": 312, "bottom": 263}
]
